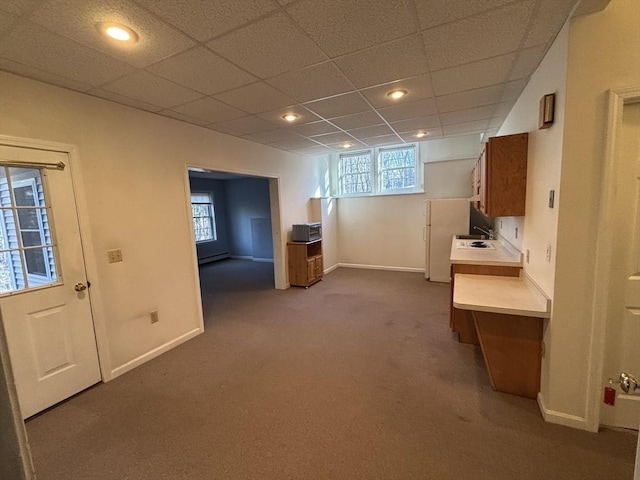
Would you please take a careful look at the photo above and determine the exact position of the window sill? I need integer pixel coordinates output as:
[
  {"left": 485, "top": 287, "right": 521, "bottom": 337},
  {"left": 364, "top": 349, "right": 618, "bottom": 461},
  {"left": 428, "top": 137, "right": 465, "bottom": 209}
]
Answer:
[{"left": 334, "top": 190, "right": 425, "bottom": 199}]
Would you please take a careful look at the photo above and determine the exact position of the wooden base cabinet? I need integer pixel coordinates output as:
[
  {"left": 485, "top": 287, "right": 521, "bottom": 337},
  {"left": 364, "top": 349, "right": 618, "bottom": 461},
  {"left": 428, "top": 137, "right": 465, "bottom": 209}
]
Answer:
[{"left": 288, "top": 240, "right": 323, "bottom": 288}]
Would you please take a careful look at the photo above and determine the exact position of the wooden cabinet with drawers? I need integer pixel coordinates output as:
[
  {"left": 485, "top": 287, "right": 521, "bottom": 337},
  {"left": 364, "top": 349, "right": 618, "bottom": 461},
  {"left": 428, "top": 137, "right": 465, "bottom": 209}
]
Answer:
[{"left": 288, "top": 240, "right": 323, "bottom": 288}]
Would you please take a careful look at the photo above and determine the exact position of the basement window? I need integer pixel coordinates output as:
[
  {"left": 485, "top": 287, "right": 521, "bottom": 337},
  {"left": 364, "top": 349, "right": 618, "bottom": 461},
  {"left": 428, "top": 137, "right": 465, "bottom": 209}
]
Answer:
[{"left": 191, "top": 192, "right": 217, "bottom": 242}]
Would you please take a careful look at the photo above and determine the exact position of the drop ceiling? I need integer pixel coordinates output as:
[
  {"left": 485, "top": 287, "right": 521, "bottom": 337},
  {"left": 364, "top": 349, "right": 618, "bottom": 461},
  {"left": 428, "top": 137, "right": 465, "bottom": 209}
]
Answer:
[{"left": 0, "top": 0, "right": 581, "bottom": 156}]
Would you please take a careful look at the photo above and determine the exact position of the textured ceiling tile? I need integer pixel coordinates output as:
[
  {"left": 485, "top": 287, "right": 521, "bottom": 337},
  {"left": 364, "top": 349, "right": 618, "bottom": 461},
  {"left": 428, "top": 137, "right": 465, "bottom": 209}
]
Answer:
[
  {"left": 289, "top": 145, "right": 336, "bottom": 157},
  {"left": 0, "top": 22, "right": 134, "bottom": 86},
  {"left": 0, "top": 58, "right": 94, "bottom": 92},
  {"left": 435, "top": 84, "right": 504, "bottom": 113},
  {"left": 214, "top": 82, "right": 295, "bottom": 115},
  {"left": 360, "top": 74, "right": 434, "bottom": 108},
  {"left": 509, "top": 44, "right": 548, "bottom": 81},
  {"left": 501, "top": 79, "right": 528, "bottom": 102},
  {"left": 214, "top": 115, "right": 278, "bottom": 136},
  {"left": 347, "top": 124, "right": 395, "bottom": 140},
  {"left": 329, "top": 110, "right": 385, "bottom": 130},
  {"left": 292, "top": 121, "right": 341, "bottom": 137},
  {"left": 207, "top": 12, "right": 327, "bottom": 78},
  {"left": 399, "top": 127, "right": 443, "bottom": 143},
  {"left": 494, "top": 101, "right": 515, "bottom": 116},
  {"left": 171, "top": 97, "right": 247, "bottom": 123},
  {"left": 147, "top": 47, "right": 256, "bottom": 95},
  {"left": 329, "top": 140, "right": 367, "bottom": 150},
  {"left": 0, "top": 11, "right": 19, "bottom": 35},
  {"left": 304, "top": 92, "right": 371, "bottom": 119},
  {"left": 489, "top": 116, "right": 507, "bottom": 128},
  {"left": 442, "top": 119, "right": 490, "bottom": 135},
  {"left": 243, "top": 129, "right": 303, "bottom": 143},
  {"left": 135, "top": 0, "right": 279, "bottom": 41},
  {"left": 0, "top": 0, "right": 39, "bottom": 15},
  {"left": 29, "top": 0, "right": 196, "bottom": 68},
  {"left": 156, "top": 109, "right": 211, "bottom": 126},
  {"left": 390, "top": 115, "right": 441, "bottom": 133},
  {"left": 377, "top": 98, "right": 437, "bottom": 123},
  {"left": 285, "top": 0, "right": 418, "bottom": 58},
  {"left": 414, "top": 0, "right": 515, "bottom": 29},
  {"left": 524, "top": 0, "right": 575, "bottom": 48},
  {"left": 87, "top": 87, "right": 164, "bottom": 112},
  {"left": 257, "top": 105, "right": 320, "bottom": 127},
  {"left": 422, "top": 2, "right": 535, "bottom": 70},
  {"left": 431, "top": 53, "right": 516, "bottom": 96},
  {"left": 205, "top": 124, "right": 242, "bottom": 136},
  {"left": 311, "top": 131, "right": 357, "bottom": 145},
  {"left": 439, "top": 104, "right": 497, "bottom": 126},
  {"left": 335, "top": 36, "right": 429, "bottom": 89},
  {"left": 266, "top": 61, "right": 354, "bottom": 103},
  {"left": 360, "top": 134, "right": 403, "bottom": 146},
  {"left": 269, "top": 137, "right": 321, "bottom": 150},
  {"left": 102, "top": 71, "right": 203, "bottom": 108}
]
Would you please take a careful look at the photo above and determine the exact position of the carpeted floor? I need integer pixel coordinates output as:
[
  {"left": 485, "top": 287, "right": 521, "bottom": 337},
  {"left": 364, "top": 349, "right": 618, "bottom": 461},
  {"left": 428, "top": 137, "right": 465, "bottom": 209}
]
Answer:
[{"left": 25, "top": 260, "right": 637, "bottom": 479}]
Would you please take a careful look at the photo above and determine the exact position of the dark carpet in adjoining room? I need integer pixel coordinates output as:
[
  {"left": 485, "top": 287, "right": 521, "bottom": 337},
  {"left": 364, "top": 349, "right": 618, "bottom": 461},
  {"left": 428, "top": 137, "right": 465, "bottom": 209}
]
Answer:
[{"left": 25, "top": 259, "right": 637, "bottom": 479}]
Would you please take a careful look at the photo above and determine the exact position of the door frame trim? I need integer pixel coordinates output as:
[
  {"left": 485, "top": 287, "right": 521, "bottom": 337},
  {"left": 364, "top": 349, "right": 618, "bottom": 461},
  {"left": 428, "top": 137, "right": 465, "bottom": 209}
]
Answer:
[
  {"left": 585, "top": 86, "right": 640, "bottom": 431},
  {"left": 0, "top": 134, "right": 111, "bottom": 381}
]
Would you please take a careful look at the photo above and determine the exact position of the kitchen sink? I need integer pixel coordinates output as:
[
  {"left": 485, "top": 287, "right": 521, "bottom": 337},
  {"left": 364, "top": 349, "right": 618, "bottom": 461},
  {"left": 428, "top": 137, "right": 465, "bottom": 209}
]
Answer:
[
  {"left": 456, "top": 240, "right": 496, "bottom": 250},
  {"left": 455, "top": 234, "right": 486, "bottom": 240}
]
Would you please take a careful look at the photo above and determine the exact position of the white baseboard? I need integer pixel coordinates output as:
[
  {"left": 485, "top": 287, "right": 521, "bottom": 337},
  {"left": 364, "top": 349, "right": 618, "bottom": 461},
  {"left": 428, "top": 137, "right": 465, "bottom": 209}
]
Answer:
[
  {"left": 324, "top": 264, "right": 339, "bottom": 274},
  {"left": 230, "top": 255, "right": 252, "bottom": 260},
  {"left": 338, "top": 263, "right": 425, "bottom": 273},
  {"left": 109, "top": 327, "right": 202, "bottom": 380},
  {"left": 537, "top": 392, "right": 593, "bottom": 431},
  {"left": 197, "top": 253, "right": 229, "bottom": 265},
  {"left": 252, "top": 257, "right": 274, "bottom": 263}
]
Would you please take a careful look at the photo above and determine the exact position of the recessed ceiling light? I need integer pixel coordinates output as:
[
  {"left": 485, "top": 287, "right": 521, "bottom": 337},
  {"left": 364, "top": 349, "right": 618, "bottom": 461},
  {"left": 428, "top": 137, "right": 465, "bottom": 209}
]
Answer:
[
  {"left": 342, "top": 142, "right": 352, "bottom": 149},
  {"left": 387, "top": 89, "right": 408, "bottom": 100},
  {"left": 97, "top": 22, "right": 138, "bottom": 43},
  {"left": 415, "top": 131, "right": 428, "bottom": 138},
  {"left": 282, "top": 113, "right": 299, "bottom": 122}
]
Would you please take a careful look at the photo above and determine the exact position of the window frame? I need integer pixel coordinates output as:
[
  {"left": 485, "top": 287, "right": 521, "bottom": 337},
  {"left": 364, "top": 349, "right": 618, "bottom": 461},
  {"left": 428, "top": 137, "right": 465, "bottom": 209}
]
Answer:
[
  {"left": 334, "top": 143, "right": 421, "bottom": 197},
  {"left": 190, "top": 191, "right": 217, "bottom": 243}
]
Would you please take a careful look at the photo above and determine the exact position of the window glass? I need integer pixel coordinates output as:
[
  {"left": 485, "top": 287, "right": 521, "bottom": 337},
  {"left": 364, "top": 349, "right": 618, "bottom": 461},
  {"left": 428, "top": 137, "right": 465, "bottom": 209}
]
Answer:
[
  {"left": 191, "top": 192, "right": 217, "bottom": 242},
  {"left": 338, "top": 151, "right": 373, "bottom": 195},
  {"left": 378, "top": 146, "right": 417, "bottom": 192}
]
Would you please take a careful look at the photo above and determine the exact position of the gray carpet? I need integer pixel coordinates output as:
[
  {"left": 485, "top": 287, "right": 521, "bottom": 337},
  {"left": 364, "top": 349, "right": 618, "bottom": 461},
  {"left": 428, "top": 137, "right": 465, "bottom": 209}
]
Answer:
[{"left": 25, "top": 260, "right": 637, "bottom": 479}]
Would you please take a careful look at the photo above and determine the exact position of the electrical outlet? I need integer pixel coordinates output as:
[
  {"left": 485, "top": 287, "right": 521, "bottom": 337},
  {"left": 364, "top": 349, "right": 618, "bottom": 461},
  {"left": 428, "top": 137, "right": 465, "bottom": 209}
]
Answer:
[
  {"left": 107, "top": 249, "right": 123, "bottom": 263},
  {"left": 526, "top": 249, "right": 530, "bottom": 263},
  {"left": 150, "top": 310, "right": 159, "bottom": 324},
  {"left": 515, "top": 227, "right": 518, "bottom": 239},
  {"left": 546, "top": 244, "right": 552, "bottom": 262}
]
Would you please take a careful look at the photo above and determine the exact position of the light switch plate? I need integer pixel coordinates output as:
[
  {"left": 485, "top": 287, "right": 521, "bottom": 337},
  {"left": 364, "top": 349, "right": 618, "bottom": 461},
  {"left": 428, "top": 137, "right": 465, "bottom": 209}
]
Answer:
[{"left": 107, "top": 249, "right": 123, "bottom": 263}]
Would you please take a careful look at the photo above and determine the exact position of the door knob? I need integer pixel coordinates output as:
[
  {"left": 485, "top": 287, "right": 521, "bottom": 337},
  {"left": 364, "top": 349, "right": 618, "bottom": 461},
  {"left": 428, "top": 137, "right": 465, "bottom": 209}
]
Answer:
[
  {"left": 74, "top": 283, "right": 88, "bottom": 292},
  {"left": 610, "top": 372, "right": 638, "bottom": 393}
]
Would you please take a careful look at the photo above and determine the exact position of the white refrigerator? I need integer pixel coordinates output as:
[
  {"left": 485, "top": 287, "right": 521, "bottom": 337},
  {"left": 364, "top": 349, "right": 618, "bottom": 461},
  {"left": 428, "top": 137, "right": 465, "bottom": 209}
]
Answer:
[{"left": 424, "top": 198, "right": 470, "bottom": 282}]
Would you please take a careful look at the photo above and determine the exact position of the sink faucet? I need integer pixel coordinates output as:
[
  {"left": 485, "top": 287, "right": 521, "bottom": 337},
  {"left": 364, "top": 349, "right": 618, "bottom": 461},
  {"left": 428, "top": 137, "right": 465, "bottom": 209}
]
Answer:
[{"left": 473, "top": 226, "right": 495, "bottom": 240}]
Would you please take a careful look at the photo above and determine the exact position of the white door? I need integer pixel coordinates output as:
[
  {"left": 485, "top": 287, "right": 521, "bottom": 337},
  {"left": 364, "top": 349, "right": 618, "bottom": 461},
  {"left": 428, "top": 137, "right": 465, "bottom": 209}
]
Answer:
[
  {"left": 0, "top": 145, "right": 100, "bottom": 419},
  {"left": 601, "top": 102, "right": 640, "bottom": 429}
]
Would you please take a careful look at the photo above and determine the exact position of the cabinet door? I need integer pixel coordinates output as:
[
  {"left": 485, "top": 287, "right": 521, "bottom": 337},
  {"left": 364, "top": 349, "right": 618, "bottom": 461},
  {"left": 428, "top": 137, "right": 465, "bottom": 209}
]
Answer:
[
  {"left": 315, "top": 255, "right": 323, "bottom": 279},
  {"left": 306, "top": 258, "right": 316, "bottom": 282}
]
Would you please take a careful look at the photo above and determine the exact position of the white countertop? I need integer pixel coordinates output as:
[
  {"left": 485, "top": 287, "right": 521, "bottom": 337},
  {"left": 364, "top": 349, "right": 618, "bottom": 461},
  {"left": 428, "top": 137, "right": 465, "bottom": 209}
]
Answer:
[
  {"left": 449, "top": 237, "right": 522, "bottom": 267},
  {"left": 453, "top": 273, "right": 550, "bottom": 318}
]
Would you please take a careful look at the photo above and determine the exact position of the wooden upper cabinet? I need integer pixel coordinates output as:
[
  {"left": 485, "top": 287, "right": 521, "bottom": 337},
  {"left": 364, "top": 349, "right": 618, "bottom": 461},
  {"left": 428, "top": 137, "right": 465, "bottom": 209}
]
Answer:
[{"left": 478, "top": 133, "right": 528, "bottom": 217}]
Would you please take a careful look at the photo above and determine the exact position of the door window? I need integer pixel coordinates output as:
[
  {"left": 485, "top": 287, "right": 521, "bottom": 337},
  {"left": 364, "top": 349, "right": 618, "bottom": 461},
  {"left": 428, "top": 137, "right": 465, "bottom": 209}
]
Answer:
[{"left": 0, "top": 167, "right": 58, "bottom": 294}]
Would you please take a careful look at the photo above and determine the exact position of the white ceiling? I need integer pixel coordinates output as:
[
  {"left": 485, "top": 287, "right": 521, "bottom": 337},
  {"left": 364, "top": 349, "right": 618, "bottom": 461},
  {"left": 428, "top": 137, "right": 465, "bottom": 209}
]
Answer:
[{"left": 0, "top": 0, "right": 581, "bottom": 156}]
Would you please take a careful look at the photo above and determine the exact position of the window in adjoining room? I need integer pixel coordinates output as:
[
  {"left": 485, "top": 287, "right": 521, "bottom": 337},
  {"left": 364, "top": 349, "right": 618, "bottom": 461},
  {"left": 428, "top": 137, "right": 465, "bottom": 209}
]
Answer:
[{"left": 191, "top": 192, "right": 217, "bottom": 242}]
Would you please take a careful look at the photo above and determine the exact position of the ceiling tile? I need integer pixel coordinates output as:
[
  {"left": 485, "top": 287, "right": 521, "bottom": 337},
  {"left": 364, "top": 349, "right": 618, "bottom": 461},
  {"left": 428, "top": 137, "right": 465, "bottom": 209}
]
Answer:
[
  {"left": 243, "top": 129, "right": 303, "bottom": 144},
  {"left": 442, "top": 119, "right": 490, "bottom": 136},
  {"left": 524, "top": 0, "right": 576, "bottom": 48},
  {"left": 0, "top": 0, "right": 39, "bottom": 15},
  {"left": 135, "top": 0, "right": 279, "bottom": 41},
  {"left": 330, "top": 140, "right": 367, "bottom": 150},
  {"left": 494, "top": 101, "right": 515, "bottom": 117},
  {"left": 29, "top": 0, "right": 196, "bottom": 68},
  {"left": 414, "top": 0, "right": 515, "bottom": 29},
  {"left": 0, "top": 11, "right": 19, "bottom": 35},
  {"left": 205, "top": 124, "right": 242, "bottom": 136},
  {"left": 435, "top": 84, "right": 504, "bottom": 113},
  {"left": 214, "top": 82, "right": 295, "bottom": 115},
  {"left": 361, "top": 134, "right": 403, "bottom": 147},
  {"left": 431, "top": 53, "right": 516, "bottom": 96},
  {"left": 289, "top": 145, "right": 336, "bottom": 157},
  {"left": 101, "top": 70, "right": 203, "bottom": 108},
  {"left": 311, "top": 131, "right": 357, "bottom": 145},
  {"left": 501, "top": 79, "right": 528, "bottom": 102},
  {"left": 422, "top": 2, "right": 535, "bottom": 70},
  {"left": 170, "top": 97, "right": 247, "bottom": 123},
  {"left": 509, "top": 44, "right": 548, "bottom": 81},
  {"left": 390, "top": 115, "right": 441, "bottom": 133},
  {"left": 439, "top": 104, "right": 497, "bottom": 126},
  {"left": 257, "top": 105, "right": 320, "bottom": 127},
  {"left": 269, "top": 137, "right": 322, "bottom": 150},
  {"left": 156, "top": 109, "right": 211, "bottom": 126},
  {"left": 147, "top": 47, "right": 256, "bottom": 95},
  {"left": 329, "top": 110, "right": 385, "bottom": 130},
  {"left": 292, "top": 121, "right": 341, "bottom": 137},
  {"left": 399, "top": 127, "right": 443, "bottom": 143},
  {"left": 347, "top": 124, "right": 395, "bottom": 140},
  {"left": 360, "top": 74, "right": 434, "bottom": 108},
  {"left": 266, "top": 61, "right": 354, "bottom": 103},
  {"left": 489, "top": 116, "right": 507, "bottom": 128},
  {"left": 276, "top": 0, "right": 297, "bottom": 5},
  {"left": 88, "top": 87, "right": 164, "bottom": 112},
  {"left": 377, "top": 98, "right": 437, "bottom": 123},
  {"left": 207, "top": 12, "right": 327, "bottom": 78},
  {"left": 0, "top": 22, "right": 134, "bottom": 86},
  {"left": 0, "top": 57, "right": 94, "bottom": 92},
  {"left": 335, "top": 35, "right": 429, "bottom": 89},
  {"left": 304, "top": 92, "right": 371, "bottom": 119},
  {"left": 214, "top": 116, "right": 277, "bottom": 136},
  {"left": 285, "top": 0, "right": 418, "bottom": 58}
]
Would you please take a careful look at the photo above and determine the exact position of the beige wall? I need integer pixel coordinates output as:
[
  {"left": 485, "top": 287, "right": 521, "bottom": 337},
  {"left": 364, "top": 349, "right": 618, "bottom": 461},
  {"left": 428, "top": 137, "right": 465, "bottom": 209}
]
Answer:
[{"left": 0, "top": 72, "right": 327, "bottom": 378}]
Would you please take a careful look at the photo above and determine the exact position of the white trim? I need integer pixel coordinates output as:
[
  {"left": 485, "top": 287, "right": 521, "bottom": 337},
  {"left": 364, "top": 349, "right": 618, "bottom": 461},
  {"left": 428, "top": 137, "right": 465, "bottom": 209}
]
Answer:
[
  {"left": 537, "top": 392, "right": 592, "bottom": 431},
  {"left": 338, "top": 262, "right": 425, "bottom": 273},
  {"left": 110, "top": 327, "right": 201, "bottom": 379},
  {"left": 586, "top": 86, "right": 640, "bottom": 431},
  {"left": 324, "top": 263, "right": 339, "bottom": 274},
  {"left": 230, "top": 255, "right": 252, "bottom": 260},
  {"left": 252, "top": 257, "right": 274, "bottom": 263}
]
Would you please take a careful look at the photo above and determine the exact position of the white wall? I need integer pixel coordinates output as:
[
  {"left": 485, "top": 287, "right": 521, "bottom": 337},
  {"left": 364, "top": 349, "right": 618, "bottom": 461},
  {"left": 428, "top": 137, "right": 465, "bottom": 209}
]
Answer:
[
  {"left": 309, "top": 197, "right": 339, "bottom": 272},
  {"left": 0, "top": 72, "right": 327, "bottom": 378},
  {"left": 424, "top": 158, "right": 476, "bottom": 199}
]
